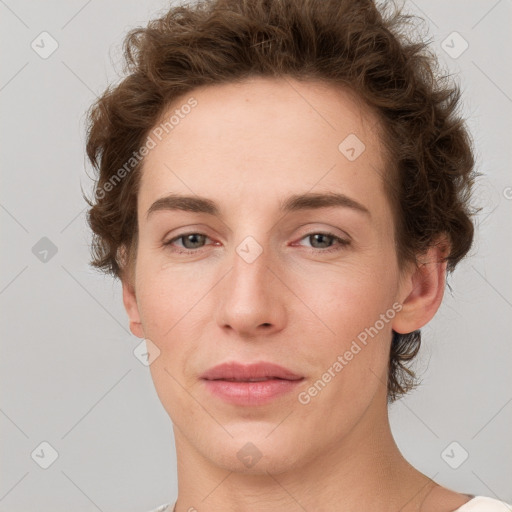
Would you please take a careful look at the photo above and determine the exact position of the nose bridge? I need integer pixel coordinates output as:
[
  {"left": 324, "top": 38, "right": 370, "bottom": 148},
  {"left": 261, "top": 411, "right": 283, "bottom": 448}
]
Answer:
[
  {"left": 224, "top": 207, "right": 276, "bottom": 276},
  {"left": 215, "top": 227, "right": 286, "bottom": 333},
  {"left": 230, "top": 231, "right": 274, "bottom": 296}
]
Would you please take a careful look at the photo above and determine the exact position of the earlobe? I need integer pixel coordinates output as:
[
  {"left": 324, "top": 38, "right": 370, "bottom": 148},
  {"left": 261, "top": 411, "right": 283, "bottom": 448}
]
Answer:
[
  {"left": 122, "top": 278, "right": 145, "bottom": 339},
  {"left": 392, "top": 240, "right": 450, "bottom": 335}
]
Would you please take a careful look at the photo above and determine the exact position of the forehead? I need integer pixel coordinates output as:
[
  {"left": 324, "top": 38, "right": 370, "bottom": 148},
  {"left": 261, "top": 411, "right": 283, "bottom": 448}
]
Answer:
[{"left": 138, "top": 77, "right": 389, "bottom": 220}]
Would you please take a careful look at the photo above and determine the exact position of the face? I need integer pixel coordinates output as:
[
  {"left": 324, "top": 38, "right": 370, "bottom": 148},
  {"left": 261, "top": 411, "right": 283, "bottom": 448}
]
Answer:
[{"left": 123, "top": 77, "right": 416, "bottom": 474}]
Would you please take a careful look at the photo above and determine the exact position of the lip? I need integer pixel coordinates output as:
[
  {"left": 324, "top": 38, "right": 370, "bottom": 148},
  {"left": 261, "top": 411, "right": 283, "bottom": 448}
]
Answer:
[
  {"left": 200, "top": 361, "right": 303, "bottom": 381},
  {"left": 200, "top": 361, "right": 304, "bottom": 406}
]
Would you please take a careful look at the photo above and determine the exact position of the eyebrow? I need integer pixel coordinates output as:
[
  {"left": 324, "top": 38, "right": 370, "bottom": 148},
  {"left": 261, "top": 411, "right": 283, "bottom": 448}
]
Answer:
[{"left": 146, "top": 191, "right": 370, "bottom": 220}]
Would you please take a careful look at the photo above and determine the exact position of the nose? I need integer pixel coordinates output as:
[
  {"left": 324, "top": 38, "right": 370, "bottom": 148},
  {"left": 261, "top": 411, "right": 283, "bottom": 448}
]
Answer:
[{"left": 215, "top": 239, "right": 287, "bottom": 338}]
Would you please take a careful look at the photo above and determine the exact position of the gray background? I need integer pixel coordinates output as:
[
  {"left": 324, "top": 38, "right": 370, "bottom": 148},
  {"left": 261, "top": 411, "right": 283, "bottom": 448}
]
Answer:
[{"left": 1, "top": 0, "right": 511, "bottom": 511}]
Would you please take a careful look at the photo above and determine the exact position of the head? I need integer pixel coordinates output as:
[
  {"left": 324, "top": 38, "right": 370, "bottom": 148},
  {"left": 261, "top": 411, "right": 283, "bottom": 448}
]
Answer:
[{"left": 84, "top": 0, "right": 476, "bottom": 474}]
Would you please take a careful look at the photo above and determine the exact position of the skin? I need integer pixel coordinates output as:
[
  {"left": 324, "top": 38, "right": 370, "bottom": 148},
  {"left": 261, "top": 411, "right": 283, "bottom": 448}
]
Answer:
[{"left": 122, "top": 77, "right": 472, "bottom": 512}]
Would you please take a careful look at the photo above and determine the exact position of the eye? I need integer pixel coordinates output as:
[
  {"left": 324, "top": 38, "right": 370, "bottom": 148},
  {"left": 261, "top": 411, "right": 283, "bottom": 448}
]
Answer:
[
  {"left": 163, "top": 233, "right": 213, "bottom": 253},
  {"left": 163, "top": 231, "right": 350, "bottom": 255},
  {"left": 295, "top": 232, "right": 351, "bottom": 254}
]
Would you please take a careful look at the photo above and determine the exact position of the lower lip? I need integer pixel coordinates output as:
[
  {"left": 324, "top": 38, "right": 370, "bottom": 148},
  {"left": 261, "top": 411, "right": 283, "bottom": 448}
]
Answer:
[{"left": 202, "top": 378, "right": 303, "bottom": 405}]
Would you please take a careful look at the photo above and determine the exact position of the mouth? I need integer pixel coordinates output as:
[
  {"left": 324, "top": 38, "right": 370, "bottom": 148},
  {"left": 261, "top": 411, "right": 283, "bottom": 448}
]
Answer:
[
  {"left": 208, "top": 377, "right": 301, "bottom": 382},
  {"left": 202, "top": 378, "right": 304, "bottom": 405},
  {"left": 225, "top": 378, "right": 268, "bottom": 382},
  {"left": 200, "top": 362, "right": 304, "bottom": 405},
  {"left": 200, "top": 361, "right": 303, "bottom": 381}
]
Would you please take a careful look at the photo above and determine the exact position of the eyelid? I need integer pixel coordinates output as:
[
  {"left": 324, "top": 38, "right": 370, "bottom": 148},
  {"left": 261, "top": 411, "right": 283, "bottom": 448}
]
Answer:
[
  {"left": 162, "top": 224, "right": 216, "bottom": 243},
  {"left": 293, "top": 223, "right": 351, "bottom": 242},
  {"left": 163, "top": 232, "right": 215, "bottom": 248}
]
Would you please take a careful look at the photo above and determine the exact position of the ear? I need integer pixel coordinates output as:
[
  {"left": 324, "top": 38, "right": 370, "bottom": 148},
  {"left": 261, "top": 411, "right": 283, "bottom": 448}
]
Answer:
[
  {"left": 122, "top": 277, "right": 145, "bottom": 338},
  {"left": 118, "top": 244, "right": 144, "bottom": 339},
  {"left": 392, "top": 236, "right": 450, "bottom": 334}
]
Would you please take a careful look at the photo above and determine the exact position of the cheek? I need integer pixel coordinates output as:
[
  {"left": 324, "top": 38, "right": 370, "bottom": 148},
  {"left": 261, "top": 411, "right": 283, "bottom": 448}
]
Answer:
[
  {"left": 295, "top": 271, "right": 396, "bottom": 426},
  {"left": 292, "top": 254, "right": 399, "bottom": 391},
  {"left": 135, "top": 259, "right": 200, "bottom": 335},
  {"left": 136, "top": 262, "right": 206, "bottom": 424},
  {"left": 291, "top": 255, "right": 398, "bottom": 340}
]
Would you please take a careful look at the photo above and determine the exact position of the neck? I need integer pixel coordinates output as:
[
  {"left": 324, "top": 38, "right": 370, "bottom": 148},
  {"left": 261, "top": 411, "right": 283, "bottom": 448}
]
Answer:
[{"left": 172, "top": 391, "right": 433, "bottom": 512}]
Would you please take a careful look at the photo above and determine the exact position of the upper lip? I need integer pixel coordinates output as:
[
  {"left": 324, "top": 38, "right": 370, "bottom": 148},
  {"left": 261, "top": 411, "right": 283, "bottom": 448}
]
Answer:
[{"left": 200, "top": 361, "right": 304, "bottom": 381}]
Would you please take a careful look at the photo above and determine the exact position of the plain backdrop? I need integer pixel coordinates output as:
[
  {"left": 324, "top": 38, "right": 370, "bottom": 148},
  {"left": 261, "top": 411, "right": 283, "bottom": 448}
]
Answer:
[{"left": 1, "top": 1, "right": 511, "bottom": 511}]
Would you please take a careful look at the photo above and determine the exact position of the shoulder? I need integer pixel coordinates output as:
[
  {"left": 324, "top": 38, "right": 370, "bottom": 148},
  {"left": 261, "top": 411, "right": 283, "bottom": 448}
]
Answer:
[{"left": 453, "top": 496, "right": 512, "bottom": 511}]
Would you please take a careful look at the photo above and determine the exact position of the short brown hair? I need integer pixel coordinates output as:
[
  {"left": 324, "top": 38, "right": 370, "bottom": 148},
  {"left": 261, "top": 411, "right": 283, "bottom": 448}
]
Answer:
[{"left": 84, "top": 0, "right": 477, "bottom": 402}]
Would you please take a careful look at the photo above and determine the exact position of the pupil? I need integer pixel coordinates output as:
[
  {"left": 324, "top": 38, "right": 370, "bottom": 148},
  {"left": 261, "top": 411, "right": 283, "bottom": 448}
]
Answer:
[
  {"left": 312, "top": 234, "right": 330, "bottom": 248},
  {"left": 185, "top": 234, "right": 204, "bottom": 248}
]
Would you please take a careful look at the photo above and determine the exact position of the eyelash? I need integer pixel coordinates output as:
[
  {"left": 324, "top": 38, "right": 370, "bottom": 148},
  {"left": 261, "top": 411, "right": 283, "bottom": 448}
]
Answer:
[{"left": 163, "top": 231, "right": 350, "bottom": 255}]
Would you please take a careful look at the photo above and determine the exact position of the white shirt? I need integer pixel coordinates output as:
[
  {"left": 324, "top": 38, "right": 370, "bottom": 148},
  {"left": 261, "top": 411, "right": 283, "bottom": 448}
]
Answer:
[
  {"left": 453, "top": 496, "right": 512, "bottom": 511},
  {"left": 147, "top": 496, "right": 512, "bottom": 511}
]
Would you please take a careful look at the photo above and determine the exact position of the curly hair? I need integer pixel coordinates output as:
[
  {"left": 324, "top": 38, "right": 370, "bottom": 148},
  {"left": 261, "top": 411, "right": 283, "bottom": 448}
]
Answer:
[{"left": 84, "top": 0, "right": 477, "bottom": 402}]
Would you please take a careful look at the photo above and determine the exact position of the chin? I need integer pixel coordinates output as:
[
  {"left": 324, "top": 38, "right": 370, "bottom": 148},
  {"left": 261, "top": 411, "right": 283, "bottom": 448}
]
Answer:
[{"left": 198, "top": 425, "right": 309, "bottom": 475}]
